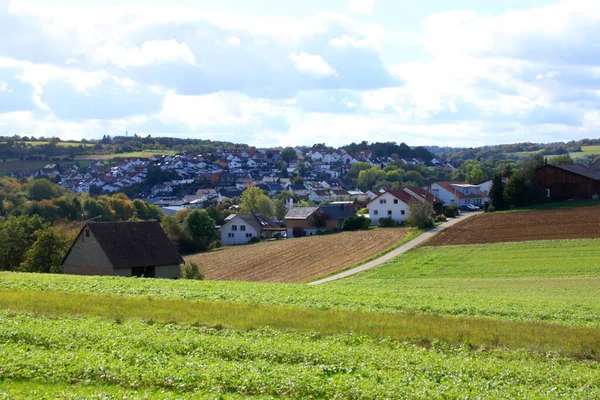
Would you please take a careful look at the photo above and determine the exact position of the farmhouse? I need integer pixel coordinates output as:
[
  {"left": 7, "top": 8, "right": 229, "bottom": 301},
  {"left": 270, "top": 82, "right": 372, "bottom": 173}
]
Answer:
[
  {"left": 284, "top": 203, "right": 355, "bottom": 238},
  {"left": 62, "top": 221, "right": 184, "bottom": 278},
  {"left": 536, "top": 161, "right": 600, "bottom": 201},
  {"left": 218, "top": 214, "right": 283, "bottom": 246}
]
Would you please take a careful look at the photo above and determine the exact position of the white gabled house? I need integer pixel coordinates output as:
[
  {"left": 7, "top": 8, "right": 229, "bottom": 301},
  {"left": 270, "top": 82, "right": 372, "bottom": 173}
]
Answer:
[
  {"left": 366, "top": 190, "right": 413, "bottom": 225},
  {"left": 218, "top": 214, "right": 281, "bottom": 246}
]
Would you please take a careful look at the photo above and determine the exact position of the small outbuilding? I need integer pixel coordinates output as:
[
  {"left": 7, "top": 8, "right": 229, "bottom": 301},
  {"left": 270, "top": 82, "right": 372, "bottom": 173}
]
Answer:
[{"left": 62, "top": 221, "right": 184, "bottom": 278}]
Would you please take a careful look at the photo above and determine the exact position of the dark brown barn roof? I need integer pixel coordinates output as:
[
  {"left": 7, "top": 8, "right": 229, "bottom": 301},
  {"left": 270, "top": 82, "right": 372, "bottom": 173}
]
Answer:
[
  {"left": 548, "top": 164, "right": 600, "bottom": 180},
  {"left": 84, "top": 221, "right": 183, "bottom": 269}
]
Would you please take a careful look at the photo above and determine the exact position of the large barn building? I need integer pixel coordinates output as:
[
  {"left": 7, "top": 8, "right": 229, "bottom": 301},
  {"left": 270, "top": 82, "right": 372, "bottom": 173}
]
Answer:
[
  {"left": 62, "top": 221, "right": 184, "bottom": 278},
  {"left": 536, "top": 160, "right": 600, "bottom": 201}
]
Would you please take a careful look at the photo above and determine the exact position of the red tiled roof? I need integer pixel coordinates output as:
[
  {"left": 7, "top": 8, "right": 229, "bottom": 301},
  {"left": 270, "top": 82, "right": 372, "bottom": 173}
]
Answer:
[
  {"left": 368, "top": 189, "right": 414, "bottom": 205},
  {"left": 404, "top": 186, "right": 443, "bottom": 203}
]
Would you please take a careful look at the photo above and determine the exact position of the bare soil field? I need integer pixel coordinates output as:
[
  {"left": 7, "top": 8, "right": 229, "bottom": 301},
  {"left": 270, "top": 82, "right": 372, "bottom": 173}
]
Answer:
[
  {"left": 426, "top": 205, "right": 600, "bottom": 246},
  {"left": 186, "top": 228, "right": 410, "bottom": 283}
]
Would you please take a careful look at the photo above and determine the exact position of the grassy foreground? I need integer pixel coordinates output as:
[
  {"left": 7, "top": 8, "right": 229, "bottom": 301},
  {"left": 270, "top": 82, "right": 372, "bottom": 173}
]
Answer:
[
  {"left": 2, "top": 289, "right": 599, "bottom": 359},
  {"left": 1, "top": 312, "right": 599, "bottom": 399},
  {"left": 3, "top": 238, "right": 600, "bottom": 326}
]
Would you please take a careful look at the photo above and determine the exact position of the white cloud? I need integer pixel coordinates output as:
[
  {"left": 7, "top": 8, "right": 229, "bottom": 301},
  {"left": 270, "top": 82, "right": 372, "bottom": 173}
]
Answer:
[
  {"left": 92, "top": 40, "right": 198, "bottom": 68},
  {"left": 289, "top": 53, "right": 337, "bottom": 77},
  {"left": 227, "top": 37, "right": 241, "bottom": 47},
  {"left": 348, "top": 0, "right": 375, "bottom": 15}
]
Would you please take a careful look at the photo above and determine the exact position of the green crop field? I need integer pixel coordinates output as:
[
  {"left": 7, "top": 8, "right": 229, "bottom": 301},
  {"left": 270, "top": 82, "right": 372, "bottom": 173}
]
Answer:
[
  {"left": 2, "top": 237, "right": 600, "bottom": 397},
  {"left": 2, "top": 312, "right": 598, "bottom": 399}
]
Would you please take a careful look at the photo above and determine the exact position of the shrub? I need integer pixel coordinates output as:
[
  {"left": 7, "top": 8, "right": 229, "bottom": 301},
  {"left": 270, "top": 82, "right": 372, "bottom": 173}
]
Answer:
[
  {"left": 407, "top": 201, "right": 435, "bottom": 229},
  {"left": 435, "top": 214, "right": 447, "bottom": 222},
  {"left": 444, "top": 206, "right": 458, "bottom": 218},
  {"left": 292, "top": 226, "right": 306, "bottom": 238},
  {"left": 488, "top": 205, "right": 497, "bottom": 212},
  {"left": 342, "top": 216, "right": 371, "bottom": 231},
  {"left": 181, "top": 261, "right": 204, "bottom": 280},
  {"left": 378, "top": 217, "right": 396, "bottom": 227},
  {"left": 249, "top": 236, "right": 260, "bottom": 244}
]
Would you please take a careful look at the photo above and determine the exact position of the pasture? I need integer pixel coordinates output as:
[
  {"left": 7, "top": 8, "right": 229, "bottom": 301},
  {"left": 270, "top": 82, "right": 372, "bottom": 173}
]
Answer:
[
  {"left": 0, "top": 159, "right": 89, "bottom": 176},
  {"left": 187, "top": 228, "right": 412, "bottom": 282}
]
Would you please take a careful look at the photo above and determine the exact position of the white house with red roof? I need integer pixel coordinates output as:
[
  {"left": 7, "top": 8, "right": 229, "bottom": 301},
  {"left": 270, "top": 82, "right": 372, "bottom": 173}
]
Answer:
[
  {"left": 366, "top": 190, "right": 414, "bottom": 225},
  {"left": 430, "top": 181, "right": 488, "bottom": 207}
]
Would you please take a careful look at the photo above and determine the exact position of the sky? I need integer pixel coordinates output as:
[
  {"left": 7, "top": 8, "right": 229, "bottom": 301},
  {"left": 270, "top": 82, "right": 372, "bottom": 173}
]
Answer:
[{"left": 1, "top": 0, "right": 599, "bottom": 148}]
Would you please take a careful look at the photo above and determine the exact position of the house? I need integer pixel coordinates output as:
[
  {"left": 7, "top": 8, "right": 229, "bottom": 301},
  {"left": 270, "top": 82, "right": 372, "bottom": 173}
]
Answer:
[
  {"left": 218, "top": 214, "right": 283, "bottom": 246},
  {"left": 430, "top": 181, "right": 489, "bottom": 207},
  {"left": 62, "top": 221, "right": 184, "bottom": 278},
  {"left": 536, "top": 161, "right": 600, "bottom": 201},
  {"left": 403, "top": 186, "right": 444, "bottom": 212},
  {"left": 366, "top": 190, "right": 414, "bottom": 225},
  {"left": 284, "top": 203, "right": 355, "bottom": 238},
  {"left": 151, "top": 183, "right": 173, "bottom": 197}
]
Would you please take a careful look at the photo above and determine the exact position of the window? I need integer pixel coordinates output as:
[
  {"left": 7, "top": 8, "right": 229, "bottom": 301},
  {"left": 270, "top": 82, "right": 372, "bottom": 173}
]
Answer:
[
  {"left": 374, "top": 210, "right": 379, "bottom": 215},
  {"left": 240, "top": 225, "right": 246, "bottom": 231},
  {"left": 380, "top": 199, "right": 387, "bottom": 204},
  {"left": 401, "top": 210, "right": 405, "bottom": 215},
  {"left": 246, "top": 233, "right": 253, "bottom": 238},
  {"left": 228, "top": 233, "right": 234, "bottom": 238},
  {"left": 387, "top": 210, "right": 392, "bottom": 215},
  {"left": 231, "top": 225, "right": 238, "bottom": 231},
  {"left": 393, "top": 199, "right": 398, "bottom": 204}
]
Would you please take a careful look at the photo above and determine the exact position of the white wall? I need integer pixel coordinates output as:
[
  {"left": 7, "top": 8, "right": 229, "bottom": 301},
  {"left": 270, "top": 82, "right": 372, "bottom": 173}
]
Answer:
[
  {"left": 219, "top": 216, "right": 260, "bottom": 246},
  {"left": 431, "top": 183, "right": 488, "bottom": 207},
  {"left": 367, "top": 192, "right": 410, "bottom": 226}
]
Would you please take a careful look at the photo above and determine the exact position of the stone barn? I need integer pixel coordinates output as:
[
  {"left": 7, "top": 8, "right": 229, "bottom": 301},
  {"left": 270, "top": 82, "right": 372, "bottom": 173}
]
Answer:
[{"left": 62, "top": 221, "right": 184, "bottom": 278}]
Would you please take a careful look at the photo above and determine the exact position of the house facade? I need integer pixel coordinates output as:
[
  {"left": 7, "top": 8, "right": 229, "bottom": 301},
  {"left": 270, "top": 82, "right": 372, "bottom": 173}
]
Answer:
[
  {"left": 218, "top": 214, "right": 282, "bottom": 246},
  {"left": 62, "top": 221, "right": 183, "bottom": 278},
  {"left": 284, "top": 204, "right": 355, "bottom": 238},
  {"left": 430, "top": 181, "right": 488, "bottom": 206},
  {"left": 366, "top": 190, "right": 412, "bottom": 225}
]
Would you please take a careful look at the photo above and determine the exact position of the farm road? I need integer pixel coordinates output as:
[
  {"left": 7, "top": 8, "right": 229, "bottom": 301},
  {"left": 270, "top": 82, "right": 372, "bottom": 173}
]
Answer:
[{"left": 308, "top": 212, "right": 482, "bottom": 285}]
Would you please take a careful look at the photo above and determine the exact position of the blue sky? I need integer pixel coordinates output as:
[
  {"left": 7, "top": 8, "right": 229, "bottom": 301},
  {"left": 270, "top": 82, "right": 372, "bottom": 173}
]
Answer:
[{"left": 1, "top": 0, "right": 599, "bottom": 147}]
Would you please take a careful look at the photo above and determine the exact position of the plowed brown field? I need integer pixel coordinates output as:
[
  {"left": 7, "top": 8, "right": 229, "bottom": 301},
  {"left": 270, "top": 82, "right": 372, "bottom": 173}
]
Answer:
[
  {"left": 426, "top": 205, "right": 600, "bottom": 247},
  {"left": 186, "top": 228, "right": 410, "bottom": 283}
]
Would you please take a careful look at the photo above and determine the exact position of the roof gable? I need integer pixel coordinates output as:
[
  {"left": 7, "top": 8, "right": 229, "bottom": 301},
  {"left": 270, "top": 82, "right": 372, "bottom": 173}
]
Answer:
[{"left": 85, "top": 221, "right": 183, "bottom": 269}]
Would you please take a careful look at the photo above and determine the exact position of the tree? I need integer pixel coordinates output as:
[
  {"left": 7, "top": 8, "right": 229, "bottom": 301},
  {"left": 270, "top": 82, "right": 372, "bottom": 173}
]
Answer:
[
  {"left": 489, "top": 173, "right": 506, "bottom": 210},
  {"left": 357, "top": 167, "right": 386, "bottom": 191},
  {"left": 240, "top": 187, "right": 270, "bottom": 214},
  {"left": 27, "top": 178, "right": 60, "bottom": 201},
  {"left": 347, "top": 162, "right": 372, "bottom": 180},
  {"left": 19, "top": 228, "right": 69, "bottom": 273},
  {"left": 404, "top": 170, "right": 425, "bottom": 186},
  {"left": 205, "top": 205, "right": 225, "bottom": 225},
  {"left": 184, "top": 210, "right": 217, "bottom": 251},
  {"left": 342, "top": 216, "right": 371, "bottom": 231},
  {"left": 550, "top": 154, "right": 574, "bottom": 165},
  {"left": 0, "top": 215, "right": 47, "bottom": 271},
  {"left": 407, "top": 201, "right": 434, "bottom": 229},
  {"left": 280, "top": 147, "right": 297, "bottom": 163},
  {"left": 256, "top": 197, "right": 274, "bottom": 217},
  {"left": 467, "top": 166, "right": 487, "bottom": 184},
  {"left": 181, "top": 261, "right": 204, "bottom": 280}
]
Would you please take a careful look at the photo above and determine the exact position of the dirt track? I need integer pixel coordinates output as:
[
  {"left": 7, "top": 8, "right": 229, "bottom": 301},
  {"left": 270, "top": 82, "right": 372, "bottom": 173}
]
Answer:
[
  {"left": 186, "top": 228, "right": 409, "bottom": 283},
  {"left": 426, "top": 206, "right": 600, "bottom": 246}
]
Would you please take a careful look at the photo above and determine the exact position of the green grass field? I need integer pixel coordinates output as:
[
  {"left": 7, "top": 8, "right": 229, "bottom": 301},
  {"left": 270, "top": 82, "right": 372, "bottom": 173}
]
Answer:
[
  {"left": 0, "top": 160, "right": 90, "bottom": 176},
  {"left": 513, "top": 145, "right": 600, "bottom": 159},
  {"left": 2, "top": 237, "right": 600, "bottom": 397}
]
